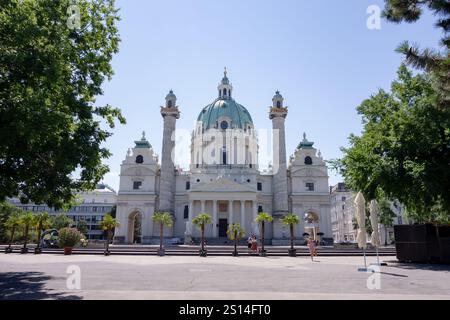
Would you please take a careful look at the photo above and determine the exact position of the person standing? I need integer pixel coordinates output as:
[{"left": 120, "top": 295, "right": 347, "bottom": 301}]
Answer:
[
  {"left": 307, "top": 237, "right": 317, "bottom": 261},
  {"left": 247, "top": 235, "right": 253, "bottom": 254}
]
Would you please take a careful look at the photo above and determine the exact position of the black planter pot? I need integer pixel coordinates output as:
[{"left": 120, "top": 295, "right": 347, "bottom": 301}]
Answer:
[
  {"left": 157, "top": 248, "right": 165, "bottom": 256},
  {"left": 259, "top": 249, "right": 267, "bottom": 257},
  {"left": 104, "top": 251, "right": 110, "bottom": 256},
  {"left": 20, "top": 247, "right": 28, "bottom": 254},
  {"left": 232, "top": 250, "right": 239, "bottom": 257},
  {"left": 288, "top": 249, "right": 297, "bottom": 257},
  {"left": 4, "top": 247, "right": 13, "bottom": 254},
  {"left": 34, "top": 248, "right": 42, "bottom": 255},
  {"left": 199, "top": 249, "right": 207, "bottom": 257}
]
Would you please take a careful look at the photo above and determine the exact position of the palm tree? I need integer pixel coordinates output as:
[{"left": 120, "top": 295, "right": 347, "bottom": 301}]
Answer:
[
  {"left": 227, "top": 223, "right": 246, "bottom": 256},
  {"left": 192, "top": 213, "right": 212, "bottom": 256},
  {"left": 152, "top": 212, "right": 173, "bottom": 256},
  {"left": 33, "top": 212, "right": 52, "bottom": 254},
  {"left": 20, "top": 212, "right": 34, "bottom": 254},
  {"left": 100, "top": 214, "right": 120, "bottom": 256},
  {"left": 281, "top": 213, "right": 300, "bottom": 256},
  {"left": 255, "top": 212, "right": 273, "bottom": 255},
  {"left": 4, "top": 211, "right": 21, "bottom": 253}
]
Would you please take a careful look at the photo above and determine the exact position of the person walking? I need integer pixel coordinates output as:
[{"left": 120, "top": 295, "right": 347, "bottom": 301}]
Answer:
[
  {"left": 251, "top": 235, "right": 258, "bottom": 255},
  {"left": 307, "top": 237, "right": 317, "bottom": 261}
]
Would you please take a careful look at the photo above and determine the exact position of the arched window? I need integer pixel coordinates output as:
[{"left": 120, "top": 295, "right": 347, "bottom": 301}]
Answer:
[
  {"left": 276, "top": 101, "right": 281, "bottom": 108},
  {"left": 136, "top": 155, "right": 144, "bottom": 164},
  {"left": 305, "top": 156, "right": 313, "bottom": 165},
  {"left": 167, "top": 100, "right": 173, "bottom": 108},
  {"left": 223, "top": 88, "right": 227, "bottom": 96},
  {"left": 220, "top": 121, "right": 228, "bottom": 130}
]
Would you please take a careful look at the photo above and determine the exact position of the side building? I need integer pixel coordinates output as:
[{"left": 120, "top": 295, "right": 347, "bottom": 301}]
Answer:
[
  {"left": 8, "top": 183, "right": 117, "bottom": 240},
  {"left": 330, "top": 183, "right": 408, "bottom": 244}
]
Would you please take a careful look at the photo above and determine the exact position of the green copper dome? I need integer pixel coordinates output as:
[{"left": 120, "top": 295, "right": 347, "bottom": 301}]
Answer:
[{"left": 197, "top": 99, "right": 253, "bottom": 130}]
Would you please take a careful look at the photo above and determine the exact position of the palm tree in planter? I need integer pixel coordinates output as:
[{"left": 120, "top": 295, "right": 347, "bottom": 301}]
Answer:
[
  {"left": 100, "top": 214, "right": 120, "bottom": 256},
  {"left": 281, "top": 213, "right": 300, "bottom": 257},
  {"left": 152, "top": 212, "right": 173, "bottom": 256},
  {"left": 227, "top": 223, "right": 246, "bottom": 256},
  {"left": 255, "top": 212, "right": 273, "bottom": 256},
  {"left": 4, "top": 212, "right": 21, "bottom": 254},
  {"left": 33, "top": 212, "right": 52, "bottom": 254},
  {"left": 192, "top": 213, "right": 212, "bottom": 257},
  {"left": 20, "top": 212, "right": 34, "bottom": 254}
]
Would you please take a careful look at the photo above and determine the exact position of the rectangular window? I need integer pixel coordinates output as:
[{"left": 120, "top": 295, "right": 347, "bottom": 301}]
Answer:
[
  {"left": 342, "top": 196, "right": 346, "bottom": 202},
  {"left": 186, "top": 181, "right": 190, "bottom": 190},
  {"left": 184, "top": 206, "right": 189, "bottom": 219},
  {"left": 258, "top": 206, "right": 263, "bottom": 213},
  {"left": 257, "top": 182, "right": 262, "bottom": 191},
  {"left": 133, "top": 181, "right": 142, "bottom": 190},
  {"left": 306, "top": 183, "right": 314, "bottom": 191}
]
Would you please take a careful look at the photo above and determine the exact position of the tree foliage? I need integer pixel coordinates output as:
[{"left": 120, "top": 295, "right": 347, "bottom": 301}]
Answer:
[
  {"left": 383, "top": 0, "right": 449, "bottom": 106},
  {"left": 0, "top": 0, "right": 125, "bottom": 209},
  {"left": 333, "top": 65, "right": 450, "bottom": 223}
]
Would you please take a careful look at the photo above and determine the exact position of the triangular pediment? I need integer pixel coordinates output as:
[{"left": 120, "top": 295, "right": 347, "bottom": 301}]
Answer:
[{"left": 190, "top": 177, "right": 256, "bottom": 193}]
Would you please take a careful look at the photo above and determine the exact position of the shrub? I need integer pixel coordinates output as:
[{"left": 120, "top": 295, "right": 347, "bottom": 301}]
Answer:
[{"left": 58, "top": 228, "right": 82, "bottom": 248}]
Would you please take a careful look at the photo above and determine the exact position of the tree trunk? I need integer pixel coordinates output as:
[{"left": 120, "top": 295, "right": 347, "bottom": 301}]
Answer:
[
  {"left": 36, "top": 223, "right": 42, "bottom": 250},
  {"left": 261, "top": 221, "right": 265, "bottom": 251},
  {"left": 384, "top": 224, "right": 388, "bottom": 246},
  {"left": 106, "top": 230, "right": 111, "bottom": 253},
  {"left": 23, "top": 225, "right": 29, "bottom": 250},
  {"left": 234, "top": 231, "right": 238, "bottom": 254},
  {"left": 8, "top": 226, "right": 16, "bottom": 250},
  {"left": 201, "top": 225, "right": 205, "bottom": 251},
  {"left": 160, "top": 223, "right": 164, "bottom": 251},
  {"left": 290, "top": 224, "right": 294, "bottom": 250}
]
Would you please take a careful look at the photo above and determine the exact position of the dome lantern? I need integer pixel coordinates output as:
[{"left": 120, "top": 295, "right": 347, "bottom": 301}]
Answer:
[{"left": 218, "top": 67, "right": 233, "bottom": 100}]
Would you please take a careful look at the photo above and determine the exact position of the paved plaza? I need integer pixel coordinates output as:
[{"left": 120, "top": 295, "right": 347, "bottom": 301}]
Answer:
[{"left": 1, "top": 254, "right": 449, "bottom": 300}]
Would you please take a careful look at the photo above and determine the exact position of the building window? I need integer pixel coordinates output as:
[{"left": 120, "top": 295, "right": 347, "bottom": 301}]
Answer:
[
  {"left": 258, "top": 206, "right": 263, "bottom": 213},
  {"left": 305, "top": 156, "right": 313, "bottom": 165},
  {"left": 133, "top": 181, "right": 143, "bottom": 190},
  {"left": 168, "top": 100, "right": 173, "bottom": 108},
  {"left": 184, "top": 206, "right": 189, "bottom": 219},
  {"left": 136, "top": 155, "right": 144, "bottom": 164},
  {"left": 276, "top": 101, "right": 281, "bottom": 108},
  {"left": 220, "top": 121, "right": 228, "bottom": 130},
  {"left": 257, "top": 182, "right": 262, "bottom": 191},
  {"left": 186, "top": 181, "right": 190, "bottom": 190},
  {"left": 342, "top": 196, "right": 346, "bottom": 202},
  {"left": 306, "top": 183, "right": 314, "bottom": 191},
  {"left": 223, "top": 88, "right": 227, "bottom": 96}
]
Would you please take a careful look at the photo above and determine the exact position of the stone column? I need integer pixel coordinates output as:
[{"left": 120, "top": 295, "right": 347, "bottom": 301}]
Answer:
[
  {"left": 240, "top": 200, "right": 245, "bottom": 229},
  {"left": 213, "top": 200, "right": 218, "bottom": 237},
  {"left": 229, "top": 200, "right": 234, "bottom": 225},
  {"left": 253, "top": 201, "right": 259, "bottom": 236},
  {"left": 270, "top": 94, "right": 289, "bottom": 217},
  {"left": 188, "top": 200, "right": 194, "bottom": 221},
  {"left": 159, "top": 94, "right": 180, "bottom": 213},
  {"left": 201, "top": 200, "right": 206, "bottom": 214}
]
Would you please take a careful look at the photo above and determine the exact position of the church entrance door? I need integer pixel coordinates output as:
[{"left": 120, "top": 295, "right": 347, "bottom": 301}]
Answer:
[{"left": 219, "top": 219, "right": 228, "bottom": 237}]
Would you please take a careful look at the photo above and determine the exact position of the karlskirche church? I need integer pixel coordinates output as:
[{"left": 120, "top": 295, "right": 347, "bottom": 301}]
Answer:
[{"left": 114, "top": 70, "right": 332, "bottom": 244}]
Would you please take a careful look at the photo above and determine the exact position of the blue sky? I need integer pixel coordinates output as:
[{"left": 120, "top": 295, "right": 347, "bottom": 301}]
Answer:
[{"left": 96, "top": 0, "right": 444, "bottom": 191}]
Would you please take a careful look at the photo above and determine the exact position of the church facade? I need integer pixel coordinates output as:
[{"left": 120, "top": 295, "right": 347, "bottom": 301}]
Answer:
[{"left": 114, "top": 71, "right": 332, "bottom": 244}]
